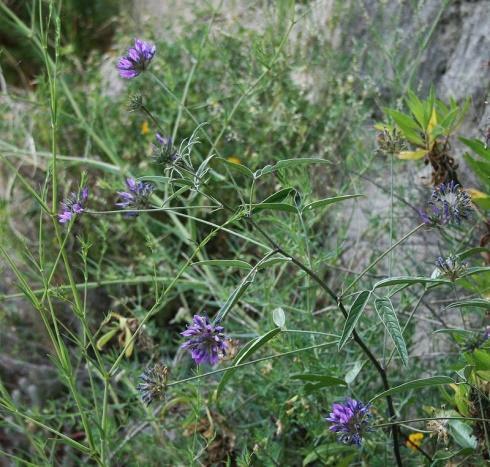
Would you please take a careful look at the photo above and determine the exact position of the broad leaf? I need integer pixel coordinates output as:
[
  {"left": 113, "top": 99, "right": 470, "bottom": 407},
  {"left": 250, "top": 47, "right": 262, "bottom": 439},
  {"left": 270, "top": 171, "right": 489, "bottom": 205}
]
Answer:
[
  {"left": 251, "top": 202, "right": 298, "bottom": 213},
  {"left": 374, "top": 297, "right": 408, "bottom": 366},
  {"left": 459, "top": 137, "right": 490, "bottom": 161},
  {"left": 272, "top": 307, "right": 286, "bottom": 328},
  {"left": 214, "top": 157, "right": 254, "bottom": 177},
  {"left": 338, "top": 291, "right": 371, "bottom": 350},
  {"left": 261, "top": 187, "right": 295, "bottom": 204}
]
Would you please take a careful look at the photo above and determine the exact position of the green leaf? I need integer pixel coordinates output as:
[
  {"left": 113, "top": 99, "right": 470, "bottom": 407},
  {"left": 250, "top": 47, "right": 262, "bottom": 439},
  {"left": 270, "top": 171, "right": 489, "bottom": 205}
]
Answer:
[
  {"left": 302, "top": 194, "right": 363, "bottom": 211},
  {"left": 192, "top": 259, "right": 252, "bottom": 270},
  {"left": 446, "top": 298, "right": 490, "bottom": 310},
  {"left": 213, "top": 268, "right": 258, "bottom": 323},
  {"left": 464, "top": 154, "right": 490, "bottom": 184},
  {"left": 291, "top": 373, "right": 347, "bottom": 385},
  {"left": 261, "top": 187, "right": 295, "bottom": 204},
  {"left": 214, "top": 157, "right": 254, "bottom": 177},
  {"left": 292, "top": 373, "right": 346, "bottom": 393},
  {"left": 251, "top": 202, "right": 298, "bottom": 213},
  {"left": 438, "top": 409, "right": 478, "bottom": 450},
  {"left": 338, "top": 291, "right": 371, "bottom": 350},
  {"left": 387, "top": 109, "right": 420, "bottom": 131},
  {"left": 374, "top": 297, "right": 408, "bottom": 366},
  {"left": 373, "top": 276, "right": 450, "bottom": 289},
  {"left": 370, "top": 376, "right": 454, "bottom": 402},
  {"left": 253, "top": 158, "right": 329, "bottom": 179},
  {"left": 272, "top": 307, "right": 286, "bottom": 328},
  {"left": 457, "top": 247, "right": 490, "bottom": 260},
  {"left": 459, "top": 137, "right": 490, "bottom": 161},
  {"left": 345, "top": 361, "right": 364, "bottom": 385},
  {"left": 215, "top": 328, "right": 281, "bottom": 400},
  {"left": 257, "top": 256, "right": 291, "bottom": 270},
  {"left": 405, "top": 91, "right": 427, "bottom": 128},
  {"left": 472, "top": 349, "right": 490, "bottom": 371}
]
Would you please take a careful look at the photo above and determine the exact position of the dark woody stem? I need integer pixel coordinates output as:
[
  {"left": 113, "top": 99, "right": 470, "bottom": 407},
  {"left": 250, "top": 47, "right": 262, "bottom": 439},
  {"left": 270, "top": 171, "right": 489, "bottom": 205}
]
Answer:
[
  {"left": 137, "top": 105, "right": 404, "bottom": 465},
  {"left": 247, "top": 219, "right": 403, "bottom": 467}
]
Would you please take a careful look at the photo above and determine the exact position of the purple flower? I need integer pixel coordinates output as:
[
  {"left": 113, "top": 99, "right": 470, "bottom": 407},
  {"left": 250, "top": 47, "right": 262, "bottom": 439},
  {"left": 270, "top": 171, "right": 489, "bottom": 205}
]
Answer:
[
  {"left": 435, "top": 255, "right": 467, "bottom": 281},
  {"left": 484, "top": 326, "right": 490, "bottom": 342},
  {"left": 58, "top": 187, "right": 88, "bottom": 224},
  {"left": 152, "top": 133, "right": 178, "bottom": 165},
  {"left": 326, "top": 398, "right": 371, "bottom": 446},
  {"left": 116, "top": 177, "right": 155, "bottom": 216},
  {"left": 117, "top": 39, "right": 156, "bottom": 79},
  {"left": 420, "top": 181, "right": 472, "bottom": 226},
  {"left": 180, "top": 315, "right": 228, "bottom": 365}
]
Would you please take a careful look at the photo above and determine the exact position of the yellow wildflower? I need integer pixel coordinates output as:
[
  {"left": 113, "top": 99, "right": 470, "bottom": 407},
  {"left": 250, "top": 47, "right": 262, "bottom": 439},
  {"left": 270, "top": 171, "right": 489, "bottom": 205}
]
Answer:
[
  {"left": 141, "top": 120, "right": 150, "bottom": 135},
  {"left": 406, "top": 432, "right": 424, "bottom": 451}
]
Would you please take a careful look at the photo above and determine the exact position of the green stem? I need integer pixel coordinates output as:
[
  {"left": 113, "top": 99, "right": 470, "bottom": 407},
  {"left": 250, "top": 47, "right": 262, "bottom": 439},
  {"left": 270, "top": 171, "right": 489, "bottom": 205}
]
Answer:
[{"left": 342, "top": 223, "right": 425, "bottom": 297}]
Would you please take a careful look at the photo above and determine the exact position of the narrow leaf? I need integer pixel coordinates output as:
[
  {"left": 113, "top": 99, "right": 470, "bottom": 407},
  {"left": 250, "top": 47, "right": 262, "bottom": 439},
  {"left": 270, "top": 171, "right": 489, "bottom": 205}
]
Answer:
[
  {"left": 291, "top": 373, "right": 346, "bottom": 385},
  {"left": 446, "top": 298, "right": 490, "bottom": 310},
  {"left": 213, "top": 268, "right": 258, "bottom": 323},
  {"left": 374, "top": 297, "right": 408, "bottom": 366},
  {"left": 338, "top": 291, "right": 371, "bottom": 350},
  {"left": 193, "top": 259, "right": 252, "bottom": 270},
  {"left": 303, "top": 194, "right": 363, "bottom": 211},
  {"left": 370, "top": 376, "right": 454, "bottom": 402},
  {"left": 253, "top": 158, "right": 329, "bottom": 179},
  {"left": 373, "top": 276, "right": 450, "bottom": 289}
]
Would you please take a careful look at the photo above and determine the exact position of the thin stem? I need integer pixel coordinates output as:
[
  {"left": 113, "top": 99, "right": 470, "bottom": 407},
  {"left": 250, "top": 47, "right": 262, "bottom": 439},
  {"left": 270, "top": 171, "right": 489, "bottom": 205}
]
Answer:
[
  {"left": 375, "top": 416, "right": 490, "bottom": 428},
  {"left": 167, "top": 340, "right": 337, "bottom": 387},
  {"left": 342, "top": 223, "right": 425, "bottom": 297}
]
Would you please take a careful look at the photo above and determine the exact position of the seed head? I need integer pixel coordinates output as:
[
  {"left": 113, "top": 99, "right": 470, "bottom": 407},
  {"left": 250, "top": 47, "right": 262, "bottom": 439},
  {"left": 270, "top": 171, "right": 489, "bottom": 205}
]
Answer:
[{"left": 136, "top": 362, "right": 169, "bottom": 405}]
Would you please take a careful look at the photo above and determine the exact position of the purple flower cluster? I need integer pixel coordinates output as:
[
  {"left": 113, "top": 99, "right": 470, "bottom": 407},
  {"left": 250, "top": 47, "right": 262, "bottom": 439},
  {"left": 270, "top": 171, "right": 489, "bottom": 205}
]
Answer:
[
  {"left": 435, "top": 255, "right": 467, "bottom": 281},
  {"left": 117, "top": 39, "right": 156, "bottom": 79},
  {"left": 180, "top": 315, "right": 228, "bottom": 365},
  {"left": 420, "top": 181, "right": 472, "bottom": 226},
  {"left": 326, "top": 398, "right": 371, "bottom": 446},
  {"left": 116, "top": 177, "right": 155, "bottom": 216},
  {"left": 152, "top": 133, "right": 178, "bottom": 165},
  {"left": 58, "top": 187, "right": 88, "bottom": 224}
]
